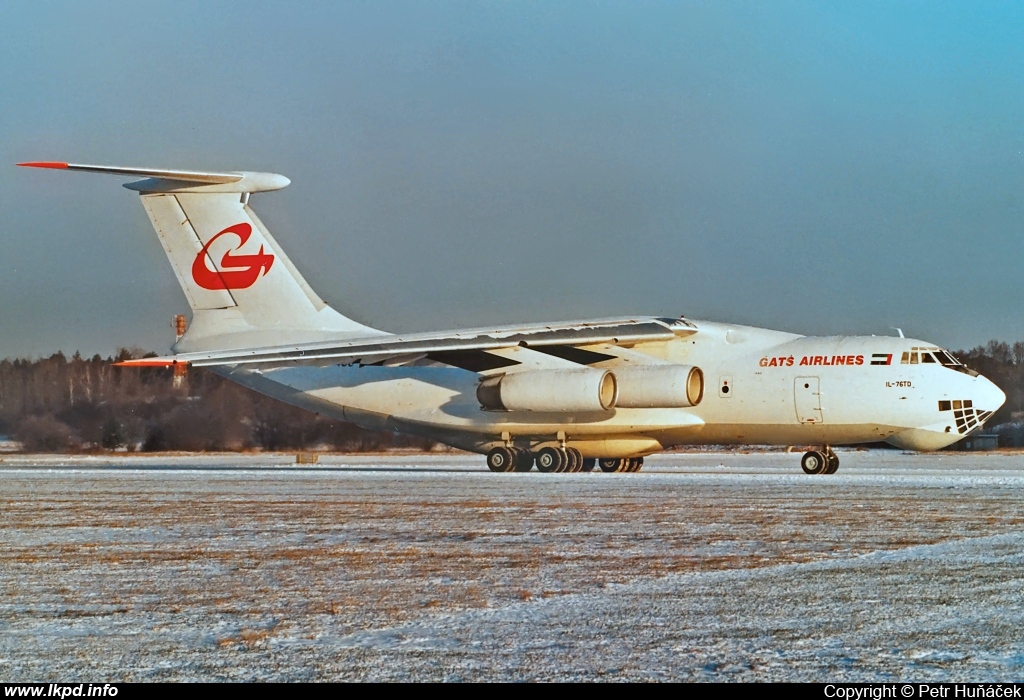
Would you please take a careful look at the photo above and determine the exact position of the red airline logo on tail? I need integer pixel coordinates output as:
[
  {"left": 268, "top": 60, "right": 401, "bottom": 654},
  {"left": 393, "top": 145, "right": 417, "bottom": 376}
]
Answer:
[{"left": 192, "top": 223, "right": 275, "bottom": 290}]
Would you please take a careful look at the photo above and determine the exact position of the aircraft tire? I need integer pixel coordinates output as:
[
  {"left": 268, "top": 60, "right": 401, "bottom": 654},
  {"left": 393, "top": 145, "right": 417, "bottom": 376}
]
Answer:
[
  {"left": 487, "top": 446, "right": 516, "bottom": 473},
  {"left": 513, "top": 448, "right": 535, "bottom": 472},
  {"left": 598, "top": 458, "right": 621, "bottom": 473},
  {"left": 800, "top": 450, "right": 827, "bottom": 475},
  {"left": 565, "top": 448, "right": 583, "bottom": 473},
  {"left": 536, "top": 447, "right": 564, "bottom": 473},
  {"left": 554, "top": 448, "right": 572, "bottom": 473},
  {"left": 824, "top": 452, "right": 839, "bottom": 474},
  {"left": 580, "top": 458, "right": 596, "bottom": 472},
  {"left": 628, "top": 457, "right": 644, "bottom": 473}
]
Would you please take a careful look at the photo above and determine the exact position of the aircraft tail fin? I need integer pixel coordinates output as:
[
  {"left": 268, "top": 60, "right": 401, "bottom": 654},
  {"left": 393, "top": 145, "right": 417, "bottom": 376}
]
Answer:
[{"left": 18, "top": 162, "right": 384, "bottom": 351}]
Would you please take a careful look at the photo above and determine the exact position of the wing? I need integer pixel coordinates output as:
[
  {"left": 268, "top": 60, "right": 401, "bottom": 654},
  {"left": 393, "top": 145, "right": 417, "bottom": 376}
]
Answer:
[{"left": 117, "top": 316, "right": 697, "bottom": 369}]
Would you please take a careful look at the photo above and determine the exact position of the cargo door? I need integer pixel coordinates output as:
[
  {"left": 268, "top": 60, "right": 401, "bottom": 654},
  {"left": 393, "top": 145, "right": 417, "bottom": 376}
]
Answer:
[{"left": 794, "top": 377, "right": 823, "bottom": 424}]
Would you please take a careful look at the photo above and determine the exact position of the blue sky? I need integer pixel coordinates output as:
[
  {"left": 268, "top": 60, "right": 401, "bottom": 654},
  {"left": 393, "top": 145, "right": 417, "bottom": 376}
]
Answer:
[{"left": 2, "top": 2, "right": 1023, "bottom": 357}]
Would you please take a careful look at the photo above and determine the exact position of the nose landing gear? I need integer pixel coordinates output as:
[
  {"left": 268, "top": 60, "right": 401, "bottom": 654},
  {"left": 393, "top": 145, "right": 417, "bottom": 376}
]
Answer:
[{"left": 800, "top": 446, "right": 839, "bottom": 475}]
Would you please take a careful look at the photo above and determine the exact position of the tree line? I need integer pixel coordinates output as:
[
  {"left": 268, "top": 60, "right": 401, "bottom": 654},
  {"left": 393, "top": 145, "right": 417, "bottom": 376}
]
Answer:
[
  {"left": 0, "top": 350, "right": 435, "bottom": 452},
  {"left": 951, "top": 341, "right": 1024, "bottom": 445},
  {"left": 1, "top": 341, "right": 1022, "bottom": 453}
]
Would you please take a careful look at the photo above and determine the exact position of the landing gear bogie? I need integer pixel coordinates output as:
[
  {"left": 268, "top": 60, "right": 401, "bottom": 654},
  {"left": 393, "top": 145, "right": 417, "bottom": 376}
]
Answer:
[
  {"left": 535, "top": 447, "right": 564, "bottom": 473},
  {"left": 490, "top": 449, "right": 646, "bottom": 474},
  {"left": 596, "top": 457, "right": 643, "bottom": 473}
]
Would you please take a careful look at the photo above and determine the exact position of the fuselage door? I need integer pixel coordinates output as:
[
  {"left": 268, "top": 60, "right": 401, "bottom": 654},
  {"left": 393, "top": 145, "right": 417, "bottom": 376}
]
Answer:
[{"left": 795, "top": 377, "right": 823, "bottom": 424}]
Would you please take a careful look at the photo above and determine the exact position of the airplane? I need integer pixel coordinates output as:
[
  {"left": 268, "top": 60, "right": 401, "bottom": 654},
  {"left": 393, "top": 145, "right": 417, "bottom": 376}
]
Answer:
[{"left": 18, "top": 161, "right": 1007, "bottom": 474}]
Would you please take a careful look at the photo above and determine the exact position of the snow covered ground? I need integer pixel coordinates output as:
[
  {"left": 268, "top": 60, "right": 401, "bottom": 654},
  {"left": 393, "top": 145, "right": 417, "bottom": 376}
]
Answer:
[{"left": 2, "top": 450, "right": 1024, "bottom": 681}]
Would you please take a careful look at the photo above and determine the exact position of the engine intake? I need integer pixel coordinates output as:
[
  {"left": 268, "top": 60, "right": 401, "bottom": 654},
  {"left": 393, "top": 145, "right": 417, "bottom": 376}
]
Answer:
[
  {"left": 477, "top": 369, "right": 618, "bottom": 412},
  {"left": 614, "top": 365, "right": 704, "bottom": 408}
]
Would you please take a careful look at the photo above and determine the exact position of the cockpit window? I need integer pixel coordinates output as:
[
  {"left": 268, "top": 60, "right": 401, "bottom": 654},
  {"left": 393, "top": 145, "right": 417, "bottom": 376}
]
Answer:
[
  {"left": 902, "top": 346, "right": 977, "bottom": 375},
  {"left": 938, "top": 350, "right": 960, "bottom": 367}
]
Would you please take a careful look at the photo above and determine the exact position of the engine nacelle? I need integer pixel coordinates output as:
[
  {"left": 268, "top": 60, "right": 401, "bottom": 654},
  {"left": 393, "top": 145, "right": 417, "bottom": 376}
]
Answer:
[
  {"left": 477, "top": 369, "right": 618, "bottom": 412},
  {"left": 614, "top": 364, "right": 704, "bottom": 408}
]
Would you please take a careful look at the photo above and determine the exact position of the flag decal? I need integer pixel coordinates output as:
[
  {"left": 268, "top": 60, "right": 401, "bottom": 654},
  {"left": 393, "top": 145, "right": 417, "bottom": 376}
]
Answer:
[{"left": 870, "top": 353, "right": 893, "bottom": 366}]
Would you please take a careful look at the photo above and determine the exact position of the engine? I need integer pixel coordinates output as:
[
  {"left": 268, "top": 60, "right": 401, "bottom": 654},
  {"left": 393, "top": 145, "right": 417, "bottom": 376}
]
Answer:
[
  {"left": 613, "top": 365, "right": 704, "bottom": 408},
  {"left": 477, "top": 369, "right": 618, "bottom": 412},
  {"left": 475, "top": 364, "right": 704, "bottom": 412}
]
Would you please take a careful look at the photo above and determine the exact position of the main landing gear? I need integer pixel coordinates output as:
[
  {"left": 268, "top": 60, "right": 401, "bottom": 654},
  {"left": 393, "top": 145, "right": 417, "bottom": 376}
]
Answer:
[
  {"left": 800, "top": 446, "right": 839, "bottom": 475},
  {"left": 486, "top": 447, "right": 641, "bottom": 474},
  {"left": 598, "top": 457, "right": 643, "bottom": 473}
]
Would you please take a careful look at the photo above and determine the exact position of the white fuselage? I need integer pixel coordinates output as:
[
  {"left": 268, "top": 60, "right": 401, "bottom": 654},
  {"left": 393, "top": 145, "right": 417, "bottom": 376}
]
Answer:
[{"left": 213, "top": 319, "right": 1006, "bottom": 457}]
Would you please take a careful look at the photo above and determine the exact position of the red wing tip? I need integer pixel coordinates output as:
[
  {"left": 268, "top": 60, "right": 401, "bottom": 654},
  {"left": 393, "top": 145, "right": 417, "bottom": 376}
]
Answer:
[
  {"left": 114, "top": 359, "right": 179, "bottom": 368},
  {"left": 17, "top": 161, "right": 69, "bottom": 169}
]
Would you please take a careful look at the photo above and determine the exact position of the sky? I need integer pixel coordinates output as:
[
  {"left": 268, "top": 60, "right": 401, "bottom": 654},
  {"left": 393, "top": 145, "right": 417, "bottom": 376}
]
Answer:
[{"left": 2, "top": 1, "right": 1023, "bottom": 358}]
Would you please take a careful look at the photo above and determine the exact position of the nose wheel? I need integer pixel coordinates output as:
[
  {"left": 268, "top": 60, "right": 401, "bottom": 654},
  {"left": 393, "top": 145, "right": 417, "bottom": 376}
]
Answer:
[{"left": 801, "top": 447, "right": 839, "bottom": 475}]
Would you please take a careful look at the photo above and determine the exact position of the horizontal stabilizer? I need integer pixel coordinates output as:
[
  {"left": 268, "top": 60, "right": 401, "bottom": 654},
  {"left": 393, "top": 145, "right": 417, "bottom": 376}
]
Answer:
[{"left": 17, "top": 161, "right": 289, "bottom": 193}]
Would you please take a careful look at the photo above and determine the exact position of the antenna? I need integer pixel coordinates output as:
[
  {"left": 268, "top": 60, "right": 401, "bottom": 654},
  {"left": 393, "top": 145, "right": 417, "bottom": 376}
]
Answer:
[{"left": 890, "top": 327, "right": 905, "bottom": 338}]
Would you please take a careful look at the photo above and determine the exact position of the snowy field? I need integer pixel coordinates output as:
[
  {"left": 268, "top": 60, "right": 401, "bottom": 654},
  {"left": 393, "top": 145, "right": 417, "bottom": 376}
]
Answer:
[{"left": 3, "top": 450, "right": 1024, "bottom": 682}]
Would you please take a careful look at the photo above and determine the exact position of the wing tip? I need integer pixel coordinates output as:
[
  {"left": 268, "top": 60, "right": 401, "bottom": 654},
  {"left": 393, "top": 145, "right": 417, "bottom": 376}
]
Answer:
[{"left": 17, "top": 161, "right": 69, "bottom": 170}]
